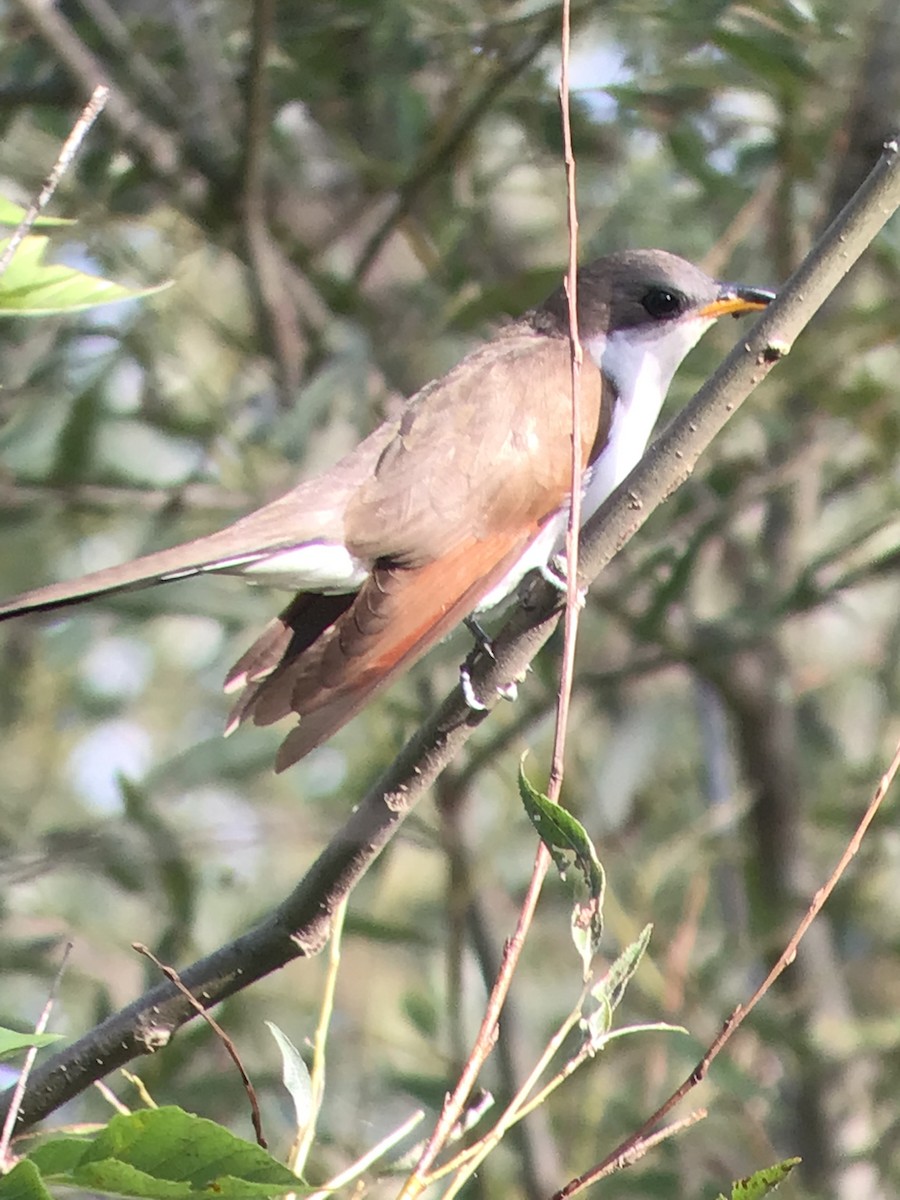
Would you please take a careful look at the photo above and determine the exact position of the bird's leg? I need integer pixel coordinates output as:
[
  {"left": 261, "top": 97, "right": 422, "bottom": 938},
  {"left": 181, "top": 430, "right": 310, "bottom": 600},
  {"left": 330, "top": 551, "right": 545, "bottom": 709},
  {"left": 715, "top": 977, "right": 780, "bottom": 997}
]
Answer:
[
  {"left": 464, "top": 615, "right": 496, "bottom": 659},
  {"left": 538, "top": 553, "right": 587, "bottom": 608},
  {"left": 459, "top": 616, "right": 518, "bottom": 709}
]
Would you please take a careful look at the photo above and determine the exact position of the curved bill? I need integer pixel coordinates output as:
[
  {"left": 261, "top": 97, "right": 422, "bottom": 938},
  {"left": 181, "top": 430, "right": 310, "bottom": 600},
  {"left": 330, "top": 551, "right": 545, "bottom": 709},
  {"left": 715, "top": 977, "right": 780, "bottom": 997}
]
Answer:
[{"left": 698, "top": 284, "right": 775, "bottom": 319}]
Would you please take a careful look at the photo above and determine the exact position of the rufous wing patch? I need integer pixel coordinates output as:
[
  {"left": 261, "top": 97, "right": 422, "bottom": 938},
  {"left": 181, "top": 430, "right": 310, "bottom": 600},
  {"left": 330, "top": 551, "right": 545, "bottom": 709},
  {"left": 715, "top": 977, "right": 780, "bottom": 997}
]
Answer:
[{"left": 231, "top": 525, "right": 546, "bottom": 769}]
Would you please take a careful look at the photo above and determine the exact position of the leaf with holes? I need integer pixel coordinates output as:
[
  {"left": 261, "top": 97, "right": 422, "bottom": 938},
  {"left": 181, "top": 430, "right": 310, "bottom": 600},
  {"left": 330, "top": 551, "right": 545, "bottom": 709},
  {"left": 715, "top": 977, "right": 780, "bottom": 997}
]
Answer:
[
  {"left": 518, "top": 760, "right": 605, "bottom": 976},
  {"left": 718, "top": 1158, "right": 802, "bottom": 1200}
]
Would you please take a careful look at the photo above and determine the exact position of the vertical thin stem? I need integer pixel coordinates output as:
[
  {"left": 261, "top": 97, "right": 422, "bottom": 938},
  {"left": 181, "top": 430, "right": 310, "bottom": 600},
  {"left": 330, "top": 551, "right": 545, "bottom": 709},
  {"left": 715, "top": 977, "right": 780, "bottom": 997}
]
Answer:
[
  {"left": 0, "top": 84, "right": 109, "bottom": 282},
  {"left": 396, "top": 6, "right": 583, "bottom": 1196},
  {"left": 548, "top": 0, "right": 583, "bottom": 801}
]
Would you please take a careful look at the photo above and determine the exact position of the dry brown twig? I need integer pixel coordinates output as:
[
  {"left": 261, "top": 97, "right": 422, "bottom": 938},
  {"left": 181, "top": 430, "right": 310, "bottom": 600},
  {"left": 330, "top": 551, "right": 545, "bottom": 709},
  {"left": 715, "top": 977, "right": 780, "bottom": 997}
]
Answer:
[
  {"left": 550, "top": 732, "right": 900, "bottom": 1198},
  {"left": 398, "top": 7, "right": 584, "bottom": 1193},
  {"left": 0, "top": 83, "right": 108, "bottom": 281},
  {"left": 133, "top": 944, "right": 266, "bottom": 1150},
  {"left": 0, "top": 943, "right": 73, "bottom": 1167}
]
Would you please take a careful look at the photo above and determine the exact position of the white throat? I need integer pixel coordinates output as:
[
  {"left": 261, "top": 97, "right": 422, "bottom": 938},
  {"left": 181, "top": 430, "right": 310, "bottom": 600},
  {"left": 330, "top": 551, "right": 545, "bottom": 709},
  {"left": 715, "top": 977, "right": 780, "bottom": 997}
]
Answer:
[
  {"left": 582, "top": 315, "right": 714, "bottom": 520},
  {"left": 475, "top": 315, "right": 713, "bottom": 613}
]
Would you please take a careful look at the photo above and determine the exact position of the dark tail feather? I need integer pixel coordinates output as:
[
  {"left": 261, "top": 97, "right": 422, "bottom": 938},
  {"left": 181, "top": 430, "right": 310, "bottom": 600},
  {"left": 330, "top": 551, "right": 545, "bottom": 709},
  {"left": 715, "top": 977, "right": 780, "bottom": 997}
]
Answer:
[{"left": 224, "top": 591, "right": 356, "bottom": 733}]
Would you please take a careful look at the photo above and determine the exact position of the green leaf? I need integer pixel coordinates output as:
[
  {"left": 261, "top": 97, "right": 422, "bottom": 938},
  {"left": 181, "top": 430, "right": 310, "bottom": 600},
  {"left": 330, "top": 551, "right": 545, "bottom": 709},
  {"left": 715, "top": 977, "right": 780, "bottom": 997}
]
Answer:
[
  {"left": 711, "top": 29, "right": 815, "bottom": 93},
  {"left": 587, "top": 926, "right": 654, "bottom": 1045},
  {"left": 265, "top": 1022, "right": 313, "bottom": 1133},
  {"left": 18, "top": 1137, "right": 91, "bottom": 1176},
  {"left": 0, "top": 1028, "right": 63, "bottom": 1060},
  {"left": 0, "top": 1160, "right": 54, "bottom": 1200},
  {"left": 719, "top": 1158, "right": 802, "bottom": 1200},
  {"left": 25, "top": 1108, "right": 305, "bottom": 1198},
  {"left": 0, "top": 197, "right": 73, "bottom": 228},
  {"left": 0, "top": 235, "right": 167, "bottom": 317},
  {"left": 518, "top": 760, "right": 605, "bottom": 977}
]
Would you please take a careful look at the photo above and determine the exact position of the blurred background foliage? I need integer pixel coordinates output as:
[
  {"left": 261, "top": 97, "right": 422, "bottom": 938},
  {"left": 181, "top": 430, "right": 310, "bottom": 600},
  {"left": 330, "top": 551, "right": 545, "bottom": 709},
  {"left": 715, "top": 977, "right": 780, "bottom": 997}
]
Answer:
[{"left": 0, "top": 0, "right": 899, "bottom": 1197}]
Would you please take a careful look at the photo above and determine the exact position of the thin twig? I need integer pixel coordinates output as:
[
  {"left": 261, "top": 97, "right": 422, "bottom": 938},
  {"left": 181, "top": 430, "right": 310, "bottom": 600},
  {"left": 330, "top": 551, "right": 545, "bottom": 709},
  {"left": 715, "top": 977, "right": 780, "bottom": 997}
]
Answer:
[
  {"left": 550, "top": 0, "right": 584, "bottom": 801},
  {"left": 397, "top": 11, "right": 585, "bottom": 1194},
  {"left": 0, "top": 942, "right": 72, "bottom": 1166},
  {"left": 306, "top": 1108, "right": 426, "bottom": 1200},
  {"left": 133, "top": 943, "right": 267, "bottom": 1150},
  {"left": 291, "top": 896, "right": 347, "bottom": 1174},
  {"left": 119, "top": 1070, "right": 158, "bottom": 1109},
  {"left": 551, "top": 733, "right": 900, "bottom": 1198},
  {"left": 92, "top": 1078, "right": 131, "bottom": 1116},
  {"left": 556, "top": 1109, "right": 708, "bottom": 1194},
  {"left": 436, "top": 986, "right": 589, "bottom": 1195},
  {"left": 0, "top": 84, "right": 108, "bottom": 281}
]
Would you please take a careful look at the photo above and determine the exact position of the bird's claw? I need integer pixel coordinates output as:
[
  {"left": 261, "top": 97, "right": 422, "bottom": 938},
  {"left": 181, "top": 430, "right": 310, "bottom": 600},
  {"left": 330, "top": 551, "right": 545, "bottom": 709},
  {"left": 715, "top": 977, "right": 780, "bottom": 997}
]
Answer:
[
  {"left": 460, "top": 616, "right": 521, "bottom": 709},
  {"left": 464, "top": 615, "right": 496, "bottom": 659}
]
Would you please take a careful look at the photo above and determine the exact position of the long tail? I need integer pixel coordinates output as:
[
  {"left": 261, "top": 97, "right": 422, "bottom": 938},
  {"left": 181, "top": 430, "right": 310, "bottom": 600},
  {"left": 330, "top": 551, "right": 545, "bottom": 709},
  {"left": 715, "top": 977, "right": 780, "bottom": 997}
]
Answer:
[
  {"left": 0, "top": 451, "right": 381, "bottom": 623},
  {"left": 0, "top": 526, "right": 271, "bottom": 621}
]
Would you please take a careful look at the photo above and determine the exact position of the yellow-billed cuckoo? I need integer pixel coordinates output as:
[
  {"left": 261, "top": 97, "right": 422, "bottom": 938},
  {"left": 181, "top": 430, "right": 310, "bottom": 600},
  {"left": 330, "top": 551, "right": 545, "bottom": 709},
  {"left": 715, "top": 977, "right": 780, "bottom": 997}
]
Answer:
[{"left": 0, "top": 250, "right": 772, "bottom": 770}]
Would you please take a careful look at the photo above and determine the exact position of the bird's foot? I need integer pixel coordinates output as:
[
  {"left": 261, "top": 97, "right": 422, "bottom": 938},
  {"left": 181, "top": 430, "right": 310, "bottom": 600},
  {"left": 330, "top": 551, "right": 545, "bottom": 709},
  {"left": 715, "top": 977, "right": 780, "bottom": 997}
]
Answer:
[
  {"left": 460, "top": 617, "right": 518, "bottom": 709},
  {"left": 464, "top": 615, "right": 496, "bottom": 660},
  {"left": 540, "top": 554, "right": 586, "bottom": 608}
]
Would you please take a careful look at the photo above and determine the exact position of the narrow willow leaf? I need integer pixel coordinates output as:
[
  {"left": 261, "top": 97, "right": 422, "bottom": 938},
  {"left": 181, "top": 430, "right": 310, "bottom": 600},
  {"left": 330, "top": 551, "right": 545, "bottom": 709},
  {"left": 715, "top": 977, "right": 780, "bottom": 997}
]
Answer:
[
  {"left": 0, "top": 235, "right": 167, "bottom": 316},
  {"left": 598, "top": 1021, "right": 687, "bottom": 1046},
  {"left": 587, "top": 926, "right": 653, "bottom": 1045},
  {"left": 518, "top": 760, "right": 605, "bottom": 976},
  {"left": 265, "top": 1021, "right": 313, "bottom": 1133},
  {"left": 0, "top": 1028, "right": 63, "bottom": 1060},
  {"left": 0, "top": 197, "right": 73, "bottom": 228}
]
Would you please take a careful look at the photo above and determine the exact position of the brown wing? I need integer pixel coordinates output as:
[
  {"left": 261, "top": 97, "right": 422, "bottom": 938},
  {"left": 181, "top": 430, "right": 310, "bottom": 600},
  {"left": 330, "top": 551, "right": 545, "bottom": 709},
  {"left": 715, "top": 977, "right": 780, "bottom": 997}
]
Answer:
[
  {"left": 228, "top": 334, "right": 613, "bottom": 769},
  {"left": 344, "top": 330, "right": 610, "bottom": 562}
]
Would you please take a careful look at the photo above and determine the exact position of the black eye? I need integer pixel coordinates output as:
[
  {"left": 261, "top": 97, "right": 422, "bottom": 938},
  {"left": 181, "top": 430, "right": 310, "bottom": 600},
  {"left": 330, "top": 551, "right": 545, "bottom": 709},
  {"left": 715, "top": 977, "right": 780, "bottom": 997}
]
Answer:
[{"left": 641, "top": 288, "right": 683, "bottom": 319}]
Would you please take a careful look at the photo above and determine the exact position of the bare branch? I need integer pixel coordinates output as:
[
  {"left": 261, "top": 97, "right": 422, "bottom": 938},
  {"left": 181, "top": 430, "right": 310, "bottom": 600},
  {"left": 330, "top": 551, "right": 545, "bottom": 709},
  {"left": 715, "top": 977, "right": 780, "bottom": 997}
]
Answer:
[
  {"left": 352, "top": 7, "right": 563, "bottom": 284},
  {"left": 239, "top": 0, "right": 306, "bottom": 402},
  {"left": 11, "top": 0, "right": 185, "bottom": 181},
  {"left": 0, "top": 84, "right": 108, "bottom": 280}
]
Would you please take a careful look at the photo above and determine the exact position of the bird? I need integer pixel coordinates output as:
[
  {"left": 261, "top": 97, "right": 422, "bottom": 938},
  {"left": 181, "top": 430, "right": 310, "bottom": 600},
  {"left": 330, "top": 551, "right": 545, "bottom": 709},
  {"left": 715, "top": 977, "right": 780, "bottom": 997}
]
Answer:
[{"left": 0, "top": 250, "right": 773, "bottom": 771}]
